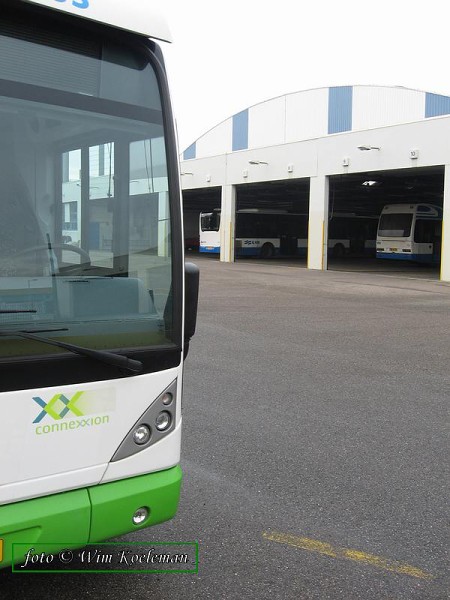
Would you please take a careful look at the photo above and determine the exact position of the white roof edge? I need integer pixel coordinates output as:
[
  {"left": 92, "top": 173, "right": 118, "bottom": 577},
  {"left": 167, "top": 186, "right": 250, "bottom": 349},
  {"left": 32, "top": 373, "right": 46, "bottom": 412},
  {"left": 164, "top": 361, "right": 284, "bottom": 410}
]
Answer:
[{"left": 20, "top": 0, "right": 172, "bottom": 43}]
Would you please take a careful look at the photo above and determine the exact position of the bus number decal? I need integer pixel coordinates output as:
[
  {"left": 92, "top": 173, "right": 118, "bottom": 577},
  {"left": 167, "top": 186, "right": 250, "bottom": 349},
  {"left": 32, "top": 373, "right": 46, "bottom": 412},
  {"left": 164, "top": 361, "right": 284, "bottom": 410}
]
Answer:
[{"left": 54, "top": 0, "right": 90, "bottom": 9}]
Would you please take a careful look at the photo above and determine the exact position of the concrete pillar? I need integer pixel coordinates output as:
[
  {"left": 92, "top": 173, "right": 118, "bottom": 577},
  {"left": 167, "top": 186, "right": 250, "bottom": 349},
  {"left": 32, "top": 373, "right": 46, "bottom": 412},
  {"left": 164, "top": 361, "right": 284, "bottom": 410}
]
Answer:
[
  {"left": 307, "top": 175, "right": 329, "bottom": 270},
  {"left": 440, "top": 165, "right": 450, "bottom": 281},
  {"left": 220, "top": 184, "right": 236, "bottom": 263}
]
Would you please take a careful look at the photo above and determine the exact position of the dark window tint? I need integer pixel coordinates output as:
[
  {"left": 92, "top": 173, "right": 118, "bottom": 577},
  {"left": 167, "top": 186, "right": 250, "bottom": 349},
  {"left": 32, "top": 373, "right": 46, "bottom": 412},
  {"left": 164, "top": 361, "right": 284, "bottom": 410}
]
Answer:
[
  {"left": 201, "top": 212, "right": 220, "bottom": 232},
  {"left": 414, "top": 219, "right": 441, "bottom": 243},
  {"left": 378, "top": 214, "right": 413, "bottom": 238}
]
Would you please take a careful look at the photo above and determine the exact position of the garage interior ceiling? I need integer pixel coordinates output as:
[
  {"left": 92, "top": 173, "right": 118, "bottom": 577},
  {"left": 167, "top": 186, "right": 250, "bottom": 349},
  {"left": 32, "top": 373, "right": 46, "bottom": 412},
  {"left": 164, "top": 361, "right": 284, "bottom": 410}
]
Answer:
[
  {"left": 183, "top": 180, "right": 310, "bottom": 213},
  {"left": 237, "top": 179, "right": 310, "bottom": 212},
  {"left": 183, "top": 187, "right": 221, "bottom": 211},
  {"left": 182, "top": 167, "right": 444, "bottom": 216},
  {"left": 329, "top": 166, "right": 444, "bottom": 216}
]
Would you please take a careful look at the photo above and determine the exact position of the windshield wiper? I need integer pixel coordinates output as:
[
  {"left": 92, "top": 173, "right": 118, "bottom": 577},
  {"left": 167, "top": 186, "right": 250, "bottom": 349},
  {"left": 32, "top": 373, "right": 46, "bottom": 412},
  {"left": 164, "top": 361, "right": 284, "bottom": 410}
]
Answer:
[{"left": 0, "top": 327, "right": 143, "bottom": 374}]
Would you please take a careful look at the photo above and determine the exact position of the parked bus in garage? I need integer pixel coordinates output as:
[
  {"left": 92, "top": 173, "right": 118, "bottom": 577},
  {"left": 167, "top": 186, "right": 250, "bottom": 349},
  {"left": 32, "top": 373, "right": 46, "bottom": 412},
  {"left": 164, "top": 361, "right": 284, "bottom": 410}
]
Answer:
[
  {"left": 200, "top": 208, "right": 377, "bottom": 258},
  {"left": 0, "top": 0, "right": 199, "bottom": 568},
  {"left": 328, "top": 213, "right": 378, "bottom": 257},
  {"left": 376, "top": 204, "right": 442, "bottom": 263},
  {"left": 200, "top": 209, "right": 308, "bottom": 258}
]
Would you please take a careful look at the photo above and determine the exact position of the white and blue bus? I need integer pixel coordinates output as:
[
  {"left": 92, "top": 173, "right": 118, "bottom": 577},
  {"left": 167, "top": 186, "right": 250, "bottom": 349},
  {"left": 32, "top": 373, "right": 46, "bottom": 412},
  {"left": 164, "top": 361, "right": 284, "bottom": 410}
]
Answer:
[
  {"left": 200, "top": 209, "right": 377, "bottom": 258},
  {"left": 376, "top": 203, "right": 442, "bottom": 264},
  {"left": 200, "top": 209, "right": 308, "bottom": 258},
  {"left": 0, "top": 0, "right": 199, "bottom": 568}
]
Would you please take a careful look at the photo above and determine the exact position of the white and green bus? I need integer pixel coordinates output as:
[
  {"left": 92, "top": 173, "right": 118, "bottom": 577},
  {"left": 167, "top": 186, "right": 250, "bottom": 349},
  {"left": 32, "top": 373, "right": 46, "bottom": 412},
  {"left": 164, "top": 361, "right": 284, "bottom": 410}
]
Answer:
[{"left": 0, "top": 0, "right": 199, "bottom": 568}]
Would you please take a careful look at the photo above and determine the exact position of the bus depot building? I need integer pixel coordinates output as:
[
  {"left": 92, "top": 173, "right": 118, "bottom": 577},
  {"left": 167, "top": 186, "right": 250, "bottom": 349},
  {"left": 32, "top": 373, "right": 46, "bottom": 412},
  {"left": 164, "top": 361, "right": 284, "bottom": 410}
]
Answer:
[{"left": 180, "top": 85, "right": 450, "bottom": 281}]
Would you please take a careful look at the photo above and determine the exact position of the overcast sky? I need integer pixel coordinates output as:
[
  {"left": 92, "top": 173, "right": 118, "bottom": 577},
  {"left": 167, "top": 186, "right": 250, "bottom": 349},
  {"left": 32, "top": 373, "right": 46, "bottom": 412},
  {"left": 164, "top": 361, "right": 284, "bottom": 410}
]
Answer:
[{"left": 160, "top": 0, "right": 450, "bottom": 152}]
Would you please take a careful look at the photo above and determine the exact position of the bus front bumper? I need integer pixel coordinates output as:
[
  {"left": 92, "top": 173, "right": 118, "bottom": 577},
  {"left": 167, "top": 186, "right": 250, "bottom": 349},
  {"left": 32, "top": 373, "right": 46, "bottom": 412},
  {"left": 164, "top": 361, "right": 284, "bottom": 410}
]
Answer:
[{"left": 0, "top": 465, "right": 182, "bottom": 568}]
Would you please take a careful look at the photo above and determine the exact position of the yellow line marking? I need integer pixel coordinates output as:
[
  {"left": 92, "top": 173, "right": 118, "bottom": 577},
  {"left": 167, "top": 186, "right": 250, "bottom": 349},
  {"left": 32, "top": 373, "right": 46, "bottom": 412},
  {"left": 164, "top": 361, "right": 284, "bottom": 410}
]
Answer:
[
  {"left": 0, "top": 538, "right": 3, "bottom": 562},
  {"left": 264, "top": 531, "right": 337, "bottom": 558},
  {"left": 262, "top": 531, "right": 434, "bottom": 580}
]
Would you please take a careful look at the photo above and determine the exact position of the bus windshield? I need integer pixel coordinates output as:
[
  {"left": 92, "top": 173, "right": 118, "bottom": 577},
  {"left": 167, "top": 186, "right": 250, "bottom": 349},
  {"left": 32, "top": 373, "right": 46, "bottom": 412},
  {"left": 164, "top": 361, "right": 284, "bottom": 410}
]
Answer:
[
  {"left": 378, "top": 213, "right": 413, "bottom": 238},
  {"left": 0, "top": 10, "right": 176, "bottom": 359},
  {"left": 200, "top": 212, "right": 220, "bottom": 232}
]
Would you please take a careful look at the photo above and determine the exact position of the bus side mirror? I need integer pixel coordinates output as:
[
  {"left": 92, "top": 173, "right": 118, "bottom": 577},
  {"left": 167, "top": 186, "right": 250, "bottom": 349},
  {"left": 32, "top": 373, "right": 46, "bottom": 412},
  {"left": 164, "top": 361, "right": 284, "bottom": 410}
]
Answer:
[{"left": 184, "top": 262, "right": 199, "bottom": 359}]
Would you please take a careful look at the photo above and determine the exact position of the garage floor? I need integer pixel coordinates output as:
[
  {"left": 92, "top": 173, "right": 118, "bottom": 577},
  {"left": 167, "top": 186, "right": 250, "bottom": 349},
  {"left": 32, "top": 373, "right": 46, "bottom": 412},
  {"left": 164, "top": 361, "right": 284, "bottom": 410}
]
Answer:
[
  {"left": 327, "top": 257, "right": 440, "bottom": 280},
  {"left": 188, "top": 252, "right": 441, "bottom": 281}
]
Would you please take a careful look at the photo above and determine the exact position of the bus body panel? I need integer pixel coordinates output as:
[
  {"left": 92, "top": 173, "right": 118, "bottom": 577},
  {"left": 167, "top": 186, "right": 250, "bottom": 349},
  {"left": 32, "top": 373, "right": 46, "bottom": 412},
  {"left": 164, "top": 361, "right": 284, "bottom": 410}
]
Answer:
[
  {"left": 234, "top": 238, "right": 309, "bottom": 257},
  {"left": 20, "top": 0, "right": 172, "bottom": 41},
  {"left": 0, "top": 464, "right": 106, "bottom": 507},
  {"left": 0, "top": 368, "right": 181, "bottom": 505},
  {"left": 0, "top": 465, "right": 182, "bottom": 568},
  {"left": 199, "top": 245, "right": 220, "bottom": 254},
  {"left": 199, "top": 230, "right": 221, "bottom": 254}
]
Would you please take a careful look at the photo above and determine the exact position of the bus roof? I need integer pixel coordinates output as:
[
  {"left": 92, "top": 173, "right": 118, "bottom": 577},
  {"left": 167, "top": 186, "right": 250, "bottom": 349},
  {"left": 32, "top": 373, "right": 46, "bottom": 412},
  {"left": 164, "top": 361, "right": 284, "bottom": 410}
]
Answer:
[
  {"left": 381, "top": 203, "right": 442, "bottom": 217},
  {"left": 20, "top": 0, "right": 172, "bottom": 43}
]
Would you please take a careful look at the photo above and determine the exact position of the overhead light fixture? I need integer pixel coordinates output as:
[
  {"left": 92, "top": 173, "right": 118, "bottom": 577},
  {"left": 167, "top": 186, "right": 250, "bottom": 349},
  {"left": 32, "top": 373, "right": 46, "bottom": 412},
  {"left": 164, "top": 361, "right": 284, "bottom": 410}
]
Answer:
[
  {"left": 248, "top": 160, "right": 268, "bottom": 165},
  {"left": 357, "top": 145, "right": 381, "bottom": 151}
]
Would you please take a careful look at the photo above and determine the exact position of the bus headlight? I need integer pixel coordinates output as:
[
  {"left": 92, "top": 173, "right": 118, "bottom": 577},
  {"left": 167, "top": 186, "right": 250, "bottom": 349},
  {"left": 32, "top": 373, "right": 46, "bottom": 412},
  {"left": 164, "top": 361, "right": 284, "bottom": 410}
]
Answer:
[
  {"left": 133, "top": 425, "right": 151, "bottom": 445},
  {"left": 155, "top": 411, "right": 171, "bottom": 431}
]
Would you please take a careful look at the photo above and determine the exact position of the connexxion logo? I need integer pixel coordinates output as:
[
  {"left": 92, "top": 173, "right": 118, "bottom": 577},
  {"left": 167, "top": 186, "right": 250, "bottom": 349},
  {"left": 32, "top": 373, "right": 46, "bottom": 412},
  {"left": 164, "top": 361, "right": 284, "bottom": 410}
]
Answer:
[
  {"left": 32, "top": 390, "right": 115, "bottom": 435},
  {"left": 33, "top": 392, "right": 84, "bottom": 423}
]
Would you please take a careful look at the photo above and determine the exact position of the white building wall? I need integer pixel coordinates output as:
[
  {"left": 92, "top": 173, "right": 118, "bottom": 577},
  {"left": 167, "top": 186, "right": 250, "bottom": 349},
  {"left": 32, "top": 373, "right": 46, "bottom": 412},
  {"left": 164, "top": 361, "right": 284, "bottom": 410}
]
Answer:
[
  {"left": 195, "top": 119, "right": 232, "bottom": 158},
  {"left": 225, "top": 139, "right": 318, "bottom": 184},
  {"left": 352, "top": 86, "right": 425, "bottom": 131},
  {"left": 248, "top": 97, "right": 286, "bottom": 148},
  {"left": 181, "top": 155, "right": 227, "bottom": 190},
  {"left": 182, "top": 117, "right": 450, "bottom": 191},
  {"left": 285, "top": 88, "right": 329, "bottom": 143},
  {"left": 318, "top": 116, "right": 450, "bottom": 176}
]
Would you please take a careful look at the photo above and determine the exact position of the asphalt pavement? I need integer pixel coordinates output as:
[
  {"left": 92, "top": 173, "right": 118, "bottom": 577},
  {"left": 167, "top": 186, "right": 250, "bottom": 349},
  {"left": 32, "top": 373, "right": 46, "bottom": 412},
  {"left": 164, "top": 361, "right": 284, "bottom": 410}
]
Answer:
[{"left": 2, "top": 256, "right": 449, "bottom": 599}]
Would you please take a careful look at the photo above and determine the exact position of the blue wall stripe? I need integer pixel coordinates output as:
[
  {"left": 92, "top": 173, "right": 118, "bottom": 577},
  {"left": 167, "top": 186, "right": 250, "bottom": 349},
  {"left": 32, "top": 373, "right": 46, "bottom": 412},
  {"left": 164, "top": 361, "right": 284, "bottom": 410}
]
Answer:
[
  {"left": 232, "top": 109, "right": 249, "bottom": 151},
  {"left": 183, "top": 142, "right": 196, "bottom": 160},
  {"left": 328, "top": 86, "right": 353, "bottom": 134},
  {"left": 425, "top": 93, "right": 450, "bottom": 118}
]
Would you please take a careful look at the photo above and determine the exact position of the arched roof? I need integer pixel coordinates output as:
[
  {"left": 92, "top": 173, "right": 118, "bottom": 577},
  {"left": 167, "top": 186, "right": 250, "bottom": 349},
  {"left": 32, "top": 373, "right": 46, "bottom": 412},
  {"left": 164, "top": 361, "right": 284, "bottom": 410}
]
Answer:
[{"left": 182, "top": 85, "right": 450, "bottom": 161}]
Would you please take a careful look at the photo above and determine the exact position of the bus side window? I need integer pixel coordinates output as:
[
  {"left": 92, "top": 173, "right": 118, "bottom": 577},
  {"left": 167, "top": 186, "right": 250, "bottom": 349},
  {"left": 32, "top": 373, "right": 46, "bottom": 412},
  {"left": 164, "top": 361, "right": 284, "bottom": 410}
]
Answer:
[{"left": 414, "top": 219, "right": 436, "bottom": 243}]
